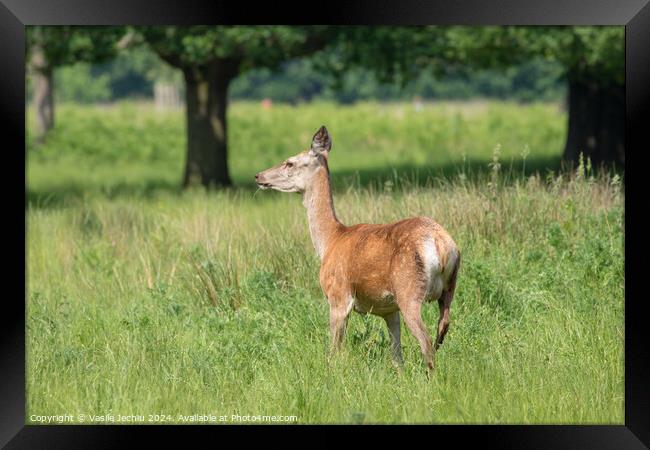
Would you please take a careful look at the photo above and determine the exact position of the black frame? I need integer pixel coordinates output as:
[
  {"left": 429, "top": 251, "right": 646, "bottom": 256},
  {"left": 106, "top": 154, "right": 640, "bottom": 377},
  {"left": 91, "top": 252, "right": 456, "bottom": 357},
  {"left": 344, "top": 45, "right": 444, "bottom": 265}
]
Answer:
[{"left": 4, "top": 0, "right": 649, "bottom": 447}]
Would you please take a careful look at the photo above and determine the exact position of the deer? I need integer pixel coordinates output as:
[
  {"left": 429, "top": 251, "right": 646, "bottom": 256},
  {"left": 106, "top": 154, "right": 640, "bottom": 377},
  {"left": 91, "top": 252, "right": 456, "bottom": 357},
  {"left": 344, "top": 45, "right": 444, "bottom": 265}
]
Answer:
[{"left": 255, "top": 126, "right": 460, "bottom": 373}]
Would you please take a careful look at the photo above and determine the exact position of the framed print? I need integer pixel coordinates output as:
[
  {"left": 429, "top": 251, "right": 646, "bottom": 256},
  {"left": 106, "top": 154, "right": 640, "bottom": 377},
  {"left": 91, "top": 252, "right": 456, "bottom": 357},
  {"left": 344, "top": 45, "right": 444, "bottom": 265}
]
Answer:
[{"left": 3, "top": 0, "right": 648, "bottom": 447}]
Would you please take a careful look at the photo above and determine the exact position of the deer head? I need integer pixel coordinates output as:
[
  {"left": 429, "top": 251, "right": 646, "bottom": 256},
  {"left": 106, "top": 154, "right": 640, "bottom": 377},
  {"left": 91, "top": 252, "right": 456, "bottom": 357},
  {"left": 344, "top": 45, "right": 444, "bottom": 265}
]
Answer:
[{"left": 255, "top": 126, "right": 332, "bottom": 193}]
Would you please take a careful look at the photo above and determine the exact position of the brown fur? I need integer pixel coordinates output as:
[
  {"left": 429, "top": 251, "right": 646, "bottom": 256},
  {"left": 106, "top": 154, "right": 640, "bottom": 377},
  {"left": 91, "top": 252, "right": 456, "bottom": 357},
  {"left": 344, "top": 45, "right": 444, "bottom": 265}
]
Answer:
[{"left": 256, "top": 126, "right": 460, "bottom": 373}]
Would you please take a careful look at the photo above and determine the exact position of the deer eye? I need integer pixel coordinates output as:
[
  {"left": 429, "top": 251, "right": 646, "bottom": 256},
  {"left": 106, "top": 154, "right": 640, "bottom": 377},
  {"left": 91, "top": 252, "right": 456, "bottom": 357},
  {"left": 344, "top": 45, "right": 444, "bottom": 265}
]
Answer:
[{"left": 284, "top": 162, "right": 294, "bottom": 169}]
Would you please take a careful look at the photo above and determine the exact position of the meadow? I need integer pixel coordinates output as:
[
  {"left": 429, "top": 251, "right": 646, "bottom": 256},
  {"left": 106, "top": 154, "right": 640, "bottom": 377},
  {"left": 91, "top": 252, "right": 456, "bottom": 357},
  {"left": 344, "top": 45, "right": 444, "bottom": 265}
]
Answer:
[{"left": 26, "top": 100, "right": 624, "bottom": 424}]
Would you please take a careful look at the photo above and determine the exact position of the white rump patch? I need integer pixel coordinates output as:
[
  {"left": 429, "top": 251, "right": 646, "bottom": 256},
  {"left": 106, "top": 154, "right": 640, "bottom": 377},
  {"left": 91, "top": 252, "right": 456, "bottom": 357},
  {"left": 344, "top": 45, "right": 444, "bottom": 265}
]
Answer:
[
  {"left": 421, "top": 239, "right": 443, "bottom": 297},
  {"left": 421, "top": 239, "right": 441, "bottom": 275}
]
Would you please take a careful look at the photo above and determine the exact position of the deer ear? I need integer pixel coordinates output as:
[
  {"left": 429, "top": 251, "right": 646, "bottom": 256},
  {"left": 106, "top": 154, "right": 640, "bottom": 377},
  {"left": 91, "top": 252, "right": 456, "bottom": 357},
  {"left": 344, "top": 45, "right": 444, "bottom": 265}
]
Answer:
[{"left": 310, "top": 125, "right": 332, "bottom": 157}]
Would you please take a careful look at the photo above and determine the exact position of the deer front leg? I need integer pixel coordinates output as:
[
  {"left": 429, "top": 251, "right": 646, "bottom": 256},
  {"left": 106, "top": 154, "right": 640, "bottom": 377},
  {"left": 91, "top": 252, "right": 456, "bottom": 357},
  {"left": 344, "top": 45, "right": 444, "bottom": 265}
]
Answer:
[
  {"left": 328, "top": 294, "right": 354, "bottom": 355},
  {"left": 383, "top": 311, "right": 404, "bottom": 368}
]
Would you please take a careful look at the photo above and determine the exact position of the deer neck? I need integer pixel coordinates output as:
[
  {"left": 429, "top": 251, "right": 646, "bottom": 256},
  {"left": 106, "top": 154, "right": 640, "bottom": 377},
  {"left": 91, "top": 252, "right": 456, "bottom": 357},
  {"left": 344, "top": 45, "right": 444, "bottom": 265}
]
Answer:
[{"left": 302, "top": 165, "right": 342, "bottom": 260}]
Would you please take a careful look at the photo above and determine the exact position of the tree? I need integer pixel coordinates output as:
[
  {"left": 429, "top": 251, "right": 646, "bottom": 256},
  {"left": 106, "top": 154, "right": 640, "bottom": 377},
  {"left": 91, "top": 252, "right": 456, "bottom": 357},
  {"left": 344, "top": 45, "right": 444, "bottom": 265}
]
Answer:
[
  {"left": 333, "top": 26, "right": 625, "bottom": 168},
  {"left": 139, "top": 26, "right": 329, "bottom": 188},
  {"left": 445, "top": 26, "right": 624, "bottom": 168},
  {"left": 545, "top": 27, "right": 624, "bottom": 167},
  {"left": 26, "top": 26, "right": 125, "bottom": 142}
]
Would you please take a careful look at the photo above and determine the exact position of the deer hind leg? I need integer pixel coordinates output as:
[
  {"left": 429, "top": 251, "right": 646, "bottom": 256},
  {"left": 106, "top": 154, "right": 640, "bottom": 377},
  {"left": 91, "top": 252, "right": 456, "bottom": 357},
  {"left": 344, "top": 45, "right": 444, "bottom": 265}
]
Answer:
[
  {"left": 399, "top": 298, "right": 435, "bottom": 373},
  {"left": 435, "top": 294, "right": 451, "bottom": 350},
  {"left": 436, "top": 257, "right": 460, "bottom": 350},
  {"left": 383, "top": 311, "right": 404, "bottom": 368}
]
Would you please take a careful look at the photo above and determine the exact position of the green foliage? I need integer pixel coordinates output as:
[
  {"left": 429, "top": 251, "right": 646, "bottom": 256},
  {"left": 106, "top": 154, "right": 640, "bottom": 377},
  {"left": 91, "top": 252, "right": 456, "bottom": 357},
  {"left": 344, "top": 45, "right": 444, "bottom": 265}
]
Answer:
[
  {"left": 27, "top": 26, "right": 126, "bottom": 68},
  {"left": 445, "top": 26, "right": 624, "bottom": 85},
  {"left": 545, "top": 27, "right": 624, "bottom": 84},
  {"left": 26, "top": 101, "right": 567, "bottom": 204},
  {"left": 322, "top": 27, "right": 447, "bottom": 84},
  {"left": 26, "top": 101, "right": 623, "bottom": 423},
  {"left": 27, "top": 102, "right": 183, "bottom": 168},
  {"left": 48, "top": 52, "right": 565, "bottom": 104},
  {"left": 334, "top": 26, "right": 624, "bottom": 87},
  {"left": 229, "top": 58, "right": 330, "bottom": 103},
  {"left": 139, "top": 26, "right": 329, "bottom": 70},
  {"left": 106, "top": 44, "right": 180, "bottom": 83},
  {"left": 93, "top": 44, "right": 183, "bottom": 99},
  {"left": 54, "top": 63, "right": 112, "bottom": 103}
]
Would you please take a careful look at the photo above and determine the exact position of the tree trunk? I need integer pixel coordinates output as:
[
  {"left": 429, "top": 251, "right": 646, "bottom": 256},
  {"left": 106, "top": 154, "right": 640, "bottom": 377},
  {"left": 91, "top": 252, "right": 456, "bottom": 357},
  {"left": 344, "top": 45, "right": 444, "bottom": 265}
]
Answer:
[
  {"left": 31, "top": 43, "right": 54, "bottom": 144},
  {"left": 563, "top": 76, "right": 625, "bottom": 169},
  {"left": 182, "top": 60, "right": 238, "bottom": 188}
]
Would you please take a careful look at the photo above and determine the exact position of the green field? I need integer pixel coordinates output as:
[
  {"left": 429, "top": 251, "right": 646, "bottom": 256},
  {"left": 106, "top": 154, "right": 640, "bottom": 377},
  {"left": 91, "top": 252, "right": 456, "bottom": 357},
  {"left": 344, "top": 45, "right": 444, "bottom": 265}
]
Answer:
[{"left": 26, "top": 101, "right": 624, "bottom": 424}]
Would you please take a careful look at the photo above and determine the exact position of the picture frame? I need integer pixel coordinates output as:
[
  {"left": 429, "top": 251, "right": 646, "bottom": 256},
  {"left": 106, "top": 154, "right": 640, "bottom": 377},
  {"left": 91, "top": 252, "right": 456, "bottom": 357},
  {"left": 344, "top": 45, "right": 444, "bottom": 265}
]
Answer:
[{"left": 4, "top": 0, "right": 648, "bottom": 446}]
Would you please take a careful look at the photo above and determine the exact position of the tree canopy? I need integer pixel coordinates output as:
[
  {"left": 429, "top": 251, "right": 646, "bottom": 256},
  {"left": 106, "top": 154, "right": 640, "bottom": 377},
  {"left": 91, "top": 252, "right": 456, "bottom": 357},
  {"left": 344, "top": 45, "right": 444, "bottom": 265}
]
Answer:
[
  {"left": 330, "top": 26, "right": 624, "bottom": 166},
  {"left": 135, "top": 26, "right": 332, "bottom": 187},
  {"left": 27, "top": 26, "right": 126, "bottom": 69},
  {"left": 139, "top": 26, "right": 329, "bottom": 70},
  {"left": 328, "top": 26, "right": 623, "bottom": 86},
  {"left": 442, "top": 26, "right": 624, "bottom": 85}
]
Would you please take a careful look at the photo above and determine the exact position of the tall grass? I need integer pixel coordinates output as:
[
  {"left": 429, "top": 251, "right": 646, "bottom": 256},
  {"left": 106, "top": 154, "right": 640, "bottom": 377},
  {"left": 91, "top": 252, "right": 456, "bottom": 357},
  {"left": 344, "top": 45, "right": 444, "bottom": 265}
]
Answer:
[
  {"left": 27, "top": 100, "right": 566, "bottom": 205},
  {"left": 26, "top": 101, "right": 623, "bottom": 424}
]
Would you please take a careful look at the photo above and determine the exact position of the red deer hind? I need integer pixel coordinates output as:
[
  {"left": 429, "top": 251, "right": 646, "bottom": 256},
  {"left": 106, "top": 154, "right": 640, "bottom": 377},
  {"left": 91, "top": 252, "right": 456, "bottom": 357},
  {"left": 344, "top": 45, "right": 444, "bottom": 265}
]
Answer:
[{"left": 255, "top": 126, "right": 460, "bottom": 373}]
